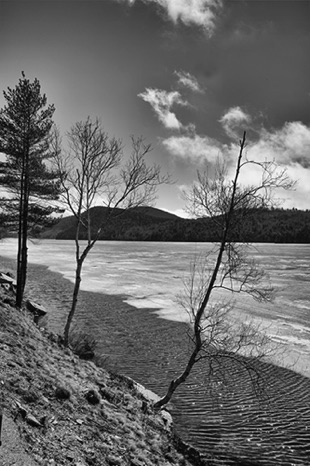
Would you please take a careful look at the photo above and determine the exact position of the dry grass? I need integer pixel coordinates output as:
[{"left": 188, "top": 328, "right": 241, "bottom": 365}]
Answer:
[{"left": 0, "top": 284, "right": 197, "bottom": 466}]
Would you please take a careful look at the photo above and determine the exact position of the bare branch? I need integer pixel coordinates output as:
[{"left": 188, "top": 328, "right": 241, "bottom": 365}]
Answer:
[
  {"left": 155, "top": 131, "right": 294, "bottom": 410},
  {"left": 51, "top": 119, "right": 169, "bottom": 345}
]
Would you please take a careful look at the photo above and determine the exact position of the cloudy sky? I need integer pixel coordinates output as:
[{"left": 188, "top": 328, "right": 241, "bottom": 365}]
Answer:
[{"left": 1, "top": 0, "right": 310, "bottom": 216}]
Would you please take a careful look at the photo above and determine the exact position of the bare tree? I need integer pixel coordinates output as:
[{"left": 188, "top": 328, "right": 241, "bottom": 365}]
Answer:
[
  {"left": 53, "top": 117, "right": 169, "bottom": 346},
  {"left": 154, "top": 131, "right": 294, "bottom": 409}
]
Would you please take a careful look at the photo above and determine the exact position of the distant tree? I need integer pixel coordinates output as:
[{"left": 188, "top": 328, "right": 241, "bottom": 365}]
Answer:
[
  {"left": 53, "top": 117, "right": 169, "bottom": 346},
  {"left": 154, "top": 132, "right": 294, "bottom": 409},
  {"left": 0, "top": 73, "right": 62, "bottom": 307}
]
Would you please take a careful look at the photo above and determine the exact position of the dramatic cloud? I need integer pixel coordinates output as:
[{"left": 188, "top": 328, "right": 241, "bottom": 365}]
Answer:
[
  {"left": 175, "top": 70, "right": 203, "bottom": 93},
  {"left": 164, "top": 120, "right": 310, "bottom": 168},
  {"left": 219, "top": 106, "right": 252, "bottom": 138},
  {"left": 163, "top": 116, "right": 310, "bottom": 209},
  {"left": 138, "top": 88, "right": 187, "bottom": 130},
  {"left": 251, "top": 122, "right": 310, "bottom": 168},
  {"left": 120, "top": 0, "right": 222, "bottom": 32}
]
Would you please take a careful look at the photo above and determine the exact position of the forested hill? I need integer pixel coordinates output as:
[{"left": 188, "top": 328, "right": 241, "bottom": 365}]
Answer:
[{"left": 42, "top": 206, "right": 310, "bottom": 243}]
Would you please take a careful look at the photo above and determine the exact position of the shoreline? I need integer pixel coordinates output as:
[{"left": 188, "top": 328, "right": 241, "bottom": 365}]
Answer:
[{"left": 3, "top": 255, "right": 310, "bottom": 464}]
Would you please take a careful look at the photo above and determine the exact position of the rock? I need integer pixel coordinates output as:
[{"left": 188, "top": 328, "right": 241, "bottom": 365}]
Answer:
[
  {"left": 55, "top": 386, "right": 71, "bottom": 400},
  {"left": 0, "top": 272, "right": 16, "bottom": 293},
  {"left": 26, "top": 300, "right": 47, "bottom": 316},
  {"left": 40, "top": 415, "right": 48, "bottom": 426},
  {"left": 23, "top": 389, "right": 39, "bottom": 403},
  {"left": 0, "top": 272, "right": 16, "bottom": 285},
  {"left": 84, "top": 389, "right": 100, "bottom": 405},
  {"left": 15, "top": 401, "right": 28, "bottom": 418},
  {"left": 107, "top": 455, "right": 123, "bottom": 465},
  {"left": 78, "top": 348, "right": 95, "bottom": 360},
  {"left": 2, "top": 295, "right": 15, "bottom": 306},
  {"left": 26, "top": 300, "right": 48, "bottom": 325},
  {"left": 15, "top": 401, "right": 42, "bottom": 427},
  {"left": 25, "top": 413, "right": 42, "bottom": 427}
]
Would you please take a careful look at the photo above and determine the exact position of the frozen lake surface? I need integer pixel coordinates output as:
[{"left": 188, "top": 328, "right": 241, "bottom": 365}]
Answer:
[{"left": 1, "top": 239, "right": 310, "bottom": 376}]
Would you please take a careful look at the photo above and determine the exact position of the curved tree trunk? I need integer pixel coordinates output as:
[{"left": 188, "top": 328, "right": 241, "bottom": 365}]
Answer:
[
  {"left": 154, "top": 347, "right": 201, "bottom": 409},
  {"left": 63, "top": 257, "right": 83, "bottom": 346}
]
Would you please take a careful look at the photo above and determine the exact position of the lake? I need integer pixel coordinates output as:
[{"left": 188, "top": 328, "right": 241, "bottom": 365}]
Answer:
[
  {"left": 2, "top": 239, "right": 310, "bottom": 376},
  {"left": 2, "top": 239, "right": 310, "bottom": 465}
]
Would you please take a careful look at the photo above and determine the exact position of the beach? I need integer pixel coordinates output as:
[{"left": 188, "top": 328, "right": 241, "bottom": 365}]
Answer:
[{"left": 2, "top": 255, "right": 310, "bottom": 465}]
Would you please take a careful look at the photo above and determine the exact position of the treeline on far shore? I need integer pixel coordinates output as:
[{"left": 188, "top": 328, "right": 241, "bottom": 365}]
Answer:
[{"left": 41, "top": 206, "right": 310, "bottom": 244}]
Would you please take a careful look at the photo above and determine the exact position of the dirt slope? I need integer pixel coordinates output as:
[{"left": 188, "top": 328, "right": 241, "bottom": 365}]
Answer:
[{"left": 0, "top": 283, "right": 200, "bottom": 466}]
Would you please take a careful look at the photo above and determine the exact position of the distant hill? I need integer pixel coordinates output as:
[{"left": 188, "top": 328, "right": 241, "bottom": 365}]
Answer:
[
  {"left": 41, "top": 206, "right": 181, "bottom": 240},
  {"left": 41, "top": 206, "right": 310, "bottom": 243}
]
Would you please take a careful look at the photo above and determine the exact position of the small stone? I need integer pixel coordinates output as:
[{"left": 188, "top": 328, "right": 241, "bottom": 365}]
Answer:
[
  {"left": 26, "top": 299, "right": 47, "bottom": 316},
  {"left": 15, "top": 401, "right": 27, "bottom": 418},
  {"left": 55, "top": 386, "right": 71, "bottom": 400},
  {"left": 23, "top": 388, "right": 39, "bottom": 403},
  {"left": 25, "top": 413, "right": 42, "bottom": 427},
  {"left": 107, "top": 455, "right": 123, "bottom": 465},
  {"left": 40, "top": 415, "right": 48, "bottom": 426},
  {"left": 41, "top": 395, "right": 50, "bottom": 405},
  {"left": 0, "top": 272, "right": 15, "bottom": 285},
  {"left": 84, "top": 389, "right": 100, "bottom": 405}
]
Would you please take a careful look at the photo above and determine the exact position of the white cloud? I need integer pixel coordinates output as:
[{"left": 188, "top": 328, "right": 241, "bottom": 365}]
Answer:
[
  {"left": 120, "top": 0, "right": 222, "bottom": 33},
  {"left": 162, "top": 133, "right": 224, "bottom": 163},
  {"left": 162, "top": 118, "right": 310, "bottom": 210},
  {"left": 219, "top": 106, "right": 252, "bottom": 138},
  {"left": 253, "top": 122, "right": 310, "bottom": 168},
  {"left": 175, "top": 70, "right": 203, "bottom": 93},
  {"left": 138, "top": 88, "right": 187, "bottom": 130}
]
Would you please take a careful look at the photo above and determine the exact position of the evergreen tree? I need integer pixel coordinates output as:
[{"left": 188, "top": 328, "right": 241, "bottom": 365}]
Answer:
[{"left": 0, "top": 72, "right": 62, "bottom": 307}]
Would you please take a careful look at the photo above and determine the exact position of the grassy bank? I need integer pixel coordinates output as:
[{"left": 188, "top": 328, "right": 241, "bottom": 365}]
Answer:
[{"left": 0, "top": 272, "right": 201, "bottom": 466}]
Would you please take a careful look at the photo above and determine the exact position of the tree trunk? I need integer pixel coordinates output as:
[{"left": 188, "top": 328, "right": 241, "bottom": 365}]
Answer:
[
  {"left": 154, "top": 347, "right": 201, "bottom": 409},
  {"left": 63, "top": 257, "right": 83, "bottom": 346},
  {"left": 20, "top": 168, "right": 30, "bottom": 295},
  {"left": 16, "top": 134, "right": 30, "bottom": 308},
  {"left": 16, "top": 152, "right": 26, "bottom": 308}
]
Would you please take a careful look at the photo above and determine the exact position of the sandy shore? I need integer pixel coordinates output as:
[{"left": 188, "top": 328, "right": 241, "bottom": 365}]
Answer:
[{"left": 2, "top": 255, "right": 310, "bottom": 465}]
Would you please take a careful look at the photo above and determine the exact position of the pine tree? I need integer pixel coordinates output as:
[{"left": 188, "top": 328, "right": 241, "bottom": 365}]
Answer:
[{"left": 0, "top": 72, "right": 62, "bottom": 307}]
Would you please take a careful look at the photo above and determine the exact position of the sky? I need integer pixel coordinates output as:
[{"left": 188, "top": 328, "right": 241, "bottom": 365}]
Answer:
[{"left": 0, "top": 0, "right": 310, "bottom": 216}]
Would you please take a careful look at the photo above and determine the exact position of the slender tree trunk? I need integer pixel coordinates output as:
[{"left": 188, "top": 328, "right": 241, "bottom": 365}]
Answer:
[
  {"left": 154, "top": 346, "right": 201, "bottom": 409},
  {"left": 16, "top": 154, "right": 26, "bottom": 308},
  {"left": 16, "top": 139, "right": 30, "bottom": 308},
  {"left": 63, "top": 257, "right": 84, "bottom": 346},
  {"left": 63, "top": 215, "right": 95, "bottom": 346},
  {"left": 21, "top": 156, "right": 30, "bottom": 295}
]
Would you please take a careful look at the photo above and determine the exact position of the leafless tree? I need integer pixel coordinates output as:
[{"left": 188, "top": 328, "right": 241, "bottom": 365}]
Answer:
[
  {"left": 53, "top": 117, "right": 169, "bottom": 346},
  {"left": 154, "top": 131, "right": 294, "bottom": 409}
]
